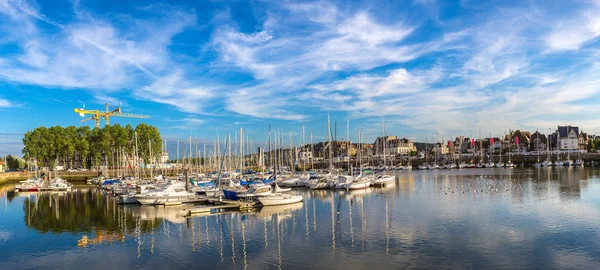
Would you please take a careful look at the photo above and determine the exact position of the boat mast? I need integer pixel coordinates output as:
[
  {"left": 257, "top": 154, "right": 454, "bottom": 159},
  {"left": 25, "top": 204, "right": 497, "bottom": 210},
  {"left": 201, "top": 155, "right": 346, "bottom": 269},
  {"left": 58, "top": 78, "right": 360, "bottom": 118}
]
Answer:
[
  {"left": 302, "top": 125, "right": 306, "bottom": 172},
  {"left": 381, "top": 110, "right": 386, "bottom": 168},
  {"left": 149, "top": 140, "right": 153, "bottom": 180},
  {"left": 310, "top": 132, "right": 314, "bottom": 170},
  {"left": 134, "top": 131, "right": 139, "bottom": 180},
  {"left": 328, "top": 114, "right": 333, "bottom": 170},
  {"left": 347, "top": 118, "right": 350, "bottom": 175}
]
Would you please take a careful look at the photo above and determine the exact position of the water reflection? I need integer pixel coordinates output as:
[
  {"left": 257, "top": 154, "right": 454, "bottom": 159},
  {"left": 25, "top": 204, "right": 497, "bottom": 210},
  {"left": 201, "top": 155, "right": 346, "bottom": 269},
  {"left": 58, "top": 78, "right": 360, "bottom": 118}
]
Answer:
[
  {"left": 22, "top": 189, "right": 163, "bottom": 235},
  {"left": 0, "top": 168, "right": 599, "bottom": 269}
]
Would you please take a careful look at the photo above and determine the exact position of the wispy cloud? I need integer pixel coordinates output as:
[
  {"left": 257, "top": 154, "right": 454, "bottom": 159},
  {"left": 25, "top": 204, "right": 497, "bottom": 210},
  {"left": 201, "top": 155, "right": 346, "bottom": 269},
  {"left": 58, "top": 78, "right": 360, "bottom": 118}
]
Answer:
[{"left": 1, "top": 0, "right": 600, "bottom": 140}]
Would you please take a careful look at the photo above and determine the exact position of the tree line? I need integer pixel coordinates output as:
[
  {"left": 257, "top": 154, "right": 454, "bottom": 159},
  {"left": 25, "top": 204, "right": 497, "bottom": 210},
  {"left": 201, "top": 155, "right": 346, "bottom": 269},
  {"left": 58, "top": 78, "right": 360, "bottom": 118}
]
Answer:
[{"left": 22, "top": 124, "right": 162, "bottom": 169}]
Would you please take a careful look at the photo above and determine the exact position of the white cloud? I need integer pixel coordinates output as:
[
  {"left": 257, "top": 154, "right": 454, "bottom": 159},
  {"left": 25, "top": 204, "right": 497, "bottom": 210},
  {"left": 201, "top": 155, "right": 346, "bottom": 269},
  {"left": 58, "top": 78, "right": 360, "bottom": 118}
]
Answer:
[
  {"left": 545, "top": 10, "right": 600, "bottom": 51},
  {"left": 0, "top": 98, "right": 12, "bottom": 107}
]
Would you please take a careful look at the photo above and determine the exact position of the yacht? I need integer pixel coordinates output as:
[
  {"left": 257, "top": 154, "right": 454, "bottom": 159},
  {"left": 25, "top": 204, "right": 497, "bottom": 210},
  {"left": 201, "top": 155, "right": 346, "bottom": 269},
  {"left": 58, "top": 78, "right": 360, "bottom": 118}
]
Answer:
[{"left": 134, "top": 181, "right": 195, "bottom": 205}]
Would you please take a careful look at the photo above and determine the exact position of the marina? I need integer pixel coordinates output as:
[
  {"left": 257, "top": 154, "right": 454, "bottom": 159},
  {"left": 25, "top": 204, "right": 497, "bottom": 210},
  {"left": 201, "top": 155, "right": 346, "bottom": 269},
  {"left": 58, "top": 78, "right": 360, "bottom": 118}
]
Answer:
[{"left": 1, "top": 168, "right": 599, "bottom": 269}]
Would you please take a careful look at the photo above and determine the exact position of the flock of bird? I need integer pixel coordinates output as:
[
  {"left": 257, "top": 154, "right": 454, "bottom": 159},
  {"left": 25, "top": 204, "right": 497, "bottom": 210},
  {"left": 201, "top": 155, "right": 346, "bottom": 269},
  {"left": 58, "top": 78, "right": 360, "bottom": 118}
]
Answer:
[{"left": 434, "top": 176, "right": 550, "bottom": 195}]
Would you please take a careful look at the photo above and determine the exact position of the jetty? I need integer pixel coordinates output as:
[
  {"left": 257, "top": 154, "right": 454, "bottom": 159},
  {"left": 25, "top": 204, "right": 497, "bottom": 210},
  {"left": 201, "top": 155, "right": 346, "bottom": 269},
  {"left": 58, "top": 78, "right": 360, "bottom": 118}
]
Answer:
[{"left": 184, "top": 196, "right": 258, "bottom": 216}]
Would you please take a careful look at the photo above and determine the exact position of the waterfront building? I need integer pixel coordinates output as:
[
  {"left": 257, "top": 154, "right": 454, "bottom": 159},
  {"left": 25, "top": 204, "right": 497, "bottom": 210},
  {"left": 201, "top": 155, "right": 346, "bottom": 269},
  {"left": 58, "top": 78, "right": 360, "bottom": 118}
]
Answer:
[
  {"left": 508, "top": 130, "right": 531, "bottom": 152},
  {"left": 530, "top": 131, "right": 548, "bottom": 152},
  {"left": 431, "top": 142, "right": 449, "bottom": 155},
  {"left": 579, "top": 132, "right": 589, "bottom": 151},
  {"left": 556, "top": 126, "right": 579, "bottom": 150},
  {"left": 298, "top": 149, "right": 313, "bottom": 162},
  {"left": 374, "top": 136, "right": 415, "bottom": 155}
]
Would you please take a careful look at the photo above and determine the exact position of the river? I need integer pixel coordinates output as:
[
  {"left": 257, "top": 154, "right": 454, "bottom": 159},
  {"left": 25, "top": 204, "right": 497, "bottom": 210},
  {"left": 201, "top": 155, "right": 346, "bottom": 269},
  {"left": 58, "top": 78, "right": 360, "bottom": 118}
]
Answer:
[{"left": 1, "top": 168, "right": 599, "bottom": 269}]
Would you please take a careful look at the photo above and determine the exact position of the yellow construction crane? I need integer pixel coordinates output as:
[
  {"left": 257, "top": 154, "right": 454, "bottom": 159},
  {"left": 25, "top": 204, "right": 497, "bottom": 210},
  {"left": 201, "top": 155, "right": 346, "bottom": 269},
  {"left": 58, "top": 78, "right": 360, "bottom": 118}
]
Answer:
[{"left": 74, "top": 103, "right": 150, "bottom": 128}]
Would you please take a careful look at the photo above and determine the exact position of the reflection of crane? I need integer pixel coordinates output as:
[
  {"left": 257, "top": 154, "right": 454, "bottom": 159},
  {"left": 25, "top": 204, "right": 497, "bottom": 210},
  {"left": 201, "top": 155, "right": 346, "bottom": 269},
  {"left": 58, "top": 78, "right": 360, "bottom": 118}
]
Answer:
[
  {"left": 74, "top": 103, "right": 150, "bottom": 128},
  {"left": 77, "top": 230, "right": 126, "bottom": 247}
]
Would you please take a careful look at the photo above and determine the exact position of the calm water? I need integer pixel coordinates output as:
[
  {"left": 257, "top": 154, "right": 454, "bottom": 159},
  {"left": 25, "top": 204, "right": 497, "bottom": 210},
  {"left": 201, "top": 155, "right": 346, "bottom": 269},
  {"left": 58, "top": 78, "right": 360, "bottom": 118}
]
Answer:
[{"left": 1, "top": 168, "right": 600, "bottom": 269}]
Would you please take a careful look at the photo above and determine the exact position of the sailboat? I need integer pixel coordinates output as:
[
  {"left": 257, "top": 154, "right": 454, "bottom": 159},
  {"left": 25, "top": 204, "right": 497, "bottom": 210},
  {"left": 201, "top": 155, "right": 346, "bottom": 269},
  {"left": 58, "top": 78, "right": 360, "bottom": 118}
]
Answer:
[
  {"left": 564, "top": 145, "right": 573, "bottom": 166},
  {"left": 496, "top": 135, "right": 504, "bottom": 168},
  {"left": 542, "top": 131, "right": 552, "bottom": 167},
  {"left": 258, "top": 142, "right": 303, "bottom": 206},
  {"left": 344, "top": 175, "right": 372, "bottom": 190},
  {"left": 534, "top": 130, "right": 542, "bottom": 167},
  {"left": 506, "top": 133, "right": 514, "bottom": 168},
  {"left": 555, "top": 137, "right": 563, "bottom": 166},
  {"left": 575, "top": 146, "right": 584, "bottom": 166}
]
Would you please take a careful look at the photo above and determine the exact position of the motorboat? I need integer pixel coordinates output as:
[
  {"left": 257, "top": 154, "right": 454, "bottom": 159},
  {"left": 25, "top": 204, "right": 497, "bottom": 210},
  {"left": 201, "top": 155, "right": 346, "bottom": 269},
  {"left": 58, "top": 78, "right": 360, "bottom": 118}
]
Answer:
[
  {"left": 14, "top": 178, "right": 42, "bottom": 192},
  {"left": 133, "top": 181, "right": 195, "bottom": 205}
]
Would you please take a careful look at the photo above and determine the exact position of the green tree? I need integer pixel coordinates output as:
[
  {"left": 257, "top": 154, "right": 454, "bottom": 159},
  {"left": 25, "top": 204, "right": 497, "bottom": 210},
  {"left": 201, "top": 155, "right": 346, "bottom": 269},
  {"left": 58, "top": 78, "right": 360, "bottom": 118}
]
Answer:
[
  {"left": 22, "top": 124, "right": 162, "bottom": 169},
  {"left": 135, "top": 123, "right": 162, "bottom": 164},
  {"left": 76, "top": 126, "right": 90, "bottom": 168}
]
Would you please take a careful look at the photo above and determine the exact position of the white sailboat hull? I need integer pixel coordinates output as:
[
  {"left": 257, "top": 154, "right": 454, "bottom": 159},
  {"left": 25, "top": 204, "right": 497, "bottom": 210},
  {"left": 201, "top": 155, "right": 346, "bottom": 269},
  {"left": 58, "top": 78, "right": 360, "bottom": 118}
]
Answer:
[
  {"left": 259, "top": 195, "right": 303, "bottom": 206},
  {"left": 135, "top": 195, "right": 194, "bottom": 205},
  {"left": 344, "top": 181, "right": 371, "bottom": 190},
  {"left": 372, "top": 175, "right": 394, "bottom": 186}
]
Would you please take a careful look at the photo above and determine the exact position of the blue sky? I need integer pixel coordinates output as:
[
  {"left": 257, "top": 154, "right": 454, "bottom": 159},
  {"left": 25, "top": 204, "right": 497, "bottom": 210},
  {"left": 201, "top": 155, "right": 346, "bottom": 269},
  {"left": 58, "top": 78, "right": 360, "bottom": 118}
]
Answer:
[{"left": 1, "top": 0, "right": 600, "bottom": 156}]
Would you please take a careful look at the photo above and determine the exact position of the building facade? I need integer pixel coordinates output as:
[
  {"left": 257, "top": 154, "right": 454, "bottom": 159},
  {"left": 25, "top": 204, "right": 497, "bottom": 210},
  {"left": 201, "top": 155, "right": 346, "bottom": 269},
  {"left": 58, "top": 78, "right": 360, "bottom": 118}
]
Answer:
[{"left": 556, "top": 126, "right": 579, "bottom": 150}]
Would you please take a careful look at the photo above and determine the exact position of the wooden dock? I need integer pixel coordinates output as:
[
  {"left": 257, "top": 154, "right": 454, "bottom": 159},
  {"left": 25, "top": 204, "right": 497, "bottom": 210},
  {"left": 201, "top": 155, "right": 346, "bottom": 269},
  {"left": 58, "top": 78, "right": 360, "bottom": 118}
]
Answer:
[{"left": 183, "top": 196, "right": 259, "bottom": 216}]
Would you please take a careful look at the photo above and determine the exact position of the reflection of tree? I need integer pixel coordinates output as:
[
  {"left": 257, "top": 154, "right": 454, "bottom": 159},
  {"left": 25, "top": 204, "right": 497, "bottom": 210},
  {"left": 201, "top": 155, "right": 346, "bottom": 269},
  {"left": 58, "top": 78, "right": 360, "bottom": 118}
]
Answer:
[
  {"left": 23, "top": 189, "right": 162, "bottom": 234},
  {"left": 6, "top": 191, "right": 17, "bottom": 203}
]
